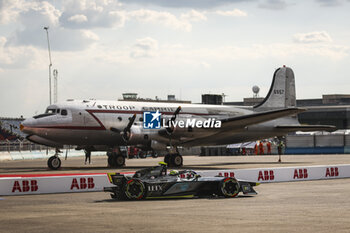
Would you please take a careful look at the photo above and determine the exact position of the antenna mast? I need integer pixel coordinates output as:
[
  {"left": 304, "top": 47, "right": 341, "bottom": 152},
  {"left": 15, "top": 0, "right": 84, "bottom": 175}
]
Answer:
[
  {"left": 44, "top": 26, "right": 53, "bottom": 105},
  {"left": 53, "top": 69, "right": 58, "bottom": 103}
]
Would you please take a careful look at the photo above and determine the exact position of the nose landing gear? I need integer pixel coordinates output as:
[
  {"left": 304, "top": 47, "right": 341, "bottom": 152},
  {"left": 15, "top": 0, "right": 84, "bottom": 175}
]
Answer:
[{"left": 47, "top": 149, "right": 62, "bottom": 170}]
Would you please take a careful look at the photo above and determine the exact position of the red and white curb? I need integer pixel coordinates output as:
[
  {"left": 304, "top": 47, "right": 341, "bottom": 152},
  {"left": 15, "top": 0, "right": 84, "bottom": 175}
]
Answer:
[{"left": 1, "top": 164, "right": 349, "bottom": 196}]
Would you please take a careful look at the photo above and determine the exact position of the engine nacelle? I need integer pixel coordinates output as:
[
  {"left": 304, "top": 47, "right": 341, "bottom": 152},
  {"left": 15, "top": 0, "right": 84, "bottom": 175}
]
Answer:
[
  {"left": 150, "top": 140, "right": 167, "bottom": 151},
  {"left": 160, "top": 116, "right": 194, "bottom": 137},
  {"left": 125, "top": 126, "right": 148, "bottom": 144}
]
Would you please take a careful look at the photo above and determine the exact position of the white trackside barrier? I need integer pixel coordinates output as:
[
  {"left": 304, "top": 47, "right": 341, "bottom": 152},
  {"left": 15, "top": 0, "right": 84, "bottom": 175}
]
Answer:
[
  {"left": 1, "top": 164, "right": 350, "bottom": 196},
  {"left": 0, "top": 174, "right": 115, "bottom": 196},
  {"left": 197, "top": 164, "right": 350, "bottom": 183}
]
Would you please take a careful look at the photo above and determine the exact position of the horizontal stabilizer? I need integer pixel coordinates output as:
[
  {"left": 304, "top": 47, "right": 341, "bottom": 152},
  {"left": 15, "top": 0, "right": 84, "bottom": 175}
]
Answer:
[
  {"left": 275, "top": 125, "right": 337, "bottom": 132},
  {"left": 220, "top": 108, "right": 305, "bottom": 130}
]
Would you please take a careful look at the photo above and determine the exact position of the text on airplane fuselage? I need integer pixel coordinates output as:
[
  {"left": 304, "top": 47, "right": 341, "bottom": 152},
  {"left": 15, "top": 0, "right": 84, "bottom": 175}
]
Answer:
[{"left": 92, "top": 104, "right": 176, "bottom": 112}]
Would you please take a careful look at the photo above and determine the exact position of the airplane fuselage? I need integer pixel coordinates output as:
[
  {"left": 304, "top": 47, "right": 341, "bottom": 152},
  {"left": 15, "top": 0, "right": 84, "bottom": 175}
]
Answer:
[{"left": 21, "top": 99, "right": 296, "bottom": 150}]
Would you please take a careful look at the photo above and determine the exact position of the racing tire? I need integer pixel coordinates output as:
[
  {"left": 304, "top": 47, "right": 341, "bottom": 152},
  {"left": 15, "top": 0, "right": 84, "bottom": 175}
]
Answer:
[
  {"left": 171, "top": 154, "right": 183, "bottom": 167},
  {"left": 220, "top": 177, "right": 240, "bottom": 198},
  {"left": 47, "top": 156, "right": 61, "bottom": 170},
  {"left": 124, "top": 179, "right": 146, "bottom": 200}
]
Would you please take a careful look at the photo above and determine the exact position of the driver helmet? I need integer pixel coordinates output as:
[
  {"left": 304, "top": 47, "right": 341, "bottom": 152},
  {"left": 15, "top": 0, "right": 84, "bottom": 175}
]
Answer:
[{"left": 169, "top": 170, "right": 179, "bottom": 176}]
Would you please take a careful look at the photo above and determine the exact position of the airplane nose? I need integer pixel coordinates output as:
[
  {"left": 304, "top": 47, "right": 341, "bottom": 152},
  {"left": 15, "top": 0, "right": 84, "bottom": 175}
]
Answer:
[{"left": 20, "top": 118, "right": 33, "bottom": 134}]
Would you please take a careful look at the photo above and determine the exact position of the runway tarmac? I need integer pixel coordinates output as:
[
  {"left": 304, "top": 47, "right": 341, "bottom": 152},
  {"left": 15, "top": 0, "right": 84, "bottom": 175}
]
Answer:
[
  {"left": 1, "top": 154, "right": 350, "bottom": 232},
  {"left": 2, "top": 153, "right": 350, "bottom": 174}
]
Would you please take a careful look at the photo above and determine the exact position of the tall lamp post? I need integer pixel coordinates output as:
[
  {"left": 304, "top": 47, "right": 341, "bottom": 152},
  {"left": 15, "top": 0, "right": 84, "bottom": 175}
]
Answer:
[{"left": 44, "top": 26, "right": 52, "bottom": 105}]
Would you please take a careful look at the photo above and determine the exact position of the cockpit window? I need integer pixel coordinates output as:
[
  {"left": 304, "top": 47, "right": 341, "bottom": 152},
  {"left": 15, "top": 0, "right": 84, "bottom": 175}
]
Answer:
[
  {"left": 33, "top": 107, "right": 68, "bottom": 119},
  {"left": 33, "top": 107, "right": 65, "bottom": 119},
  {"left": 33, "top": 113, "right": 54, "bottom": 119},
  {"left": 45, "top": 109, "right": 56, "bottom": 114}
]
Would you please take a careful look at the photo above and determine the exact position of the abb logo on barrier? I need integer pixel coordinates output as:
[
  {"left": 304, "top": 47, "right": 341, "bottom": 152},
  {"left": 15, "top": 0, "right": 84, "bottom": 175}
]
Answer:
[
  {"left": 293, "top": 169, "right": 308, "bottom": 179},
  {"left": 325, "top": 167, "right": 339, "bottom": 177},
  {"left": 70, "top": 178, "right": 95, "bottom": 190},
  {"left": 218, "top": 172, "right": 235, "bottom": 178},
  {"left": 12, "top": 180, "right": 38, "bottom": 193},
  {"left": 258, "top": 170, "right": 275, "bottom": 181}
]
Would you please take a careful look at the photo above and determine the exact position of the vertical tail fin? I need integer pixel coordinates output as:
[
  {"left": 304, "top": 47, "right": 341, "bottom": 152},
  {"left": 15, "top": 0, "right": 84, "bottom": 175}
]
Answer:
[{"left": 254, "top": 66, "right": 296, "bottom": 110}]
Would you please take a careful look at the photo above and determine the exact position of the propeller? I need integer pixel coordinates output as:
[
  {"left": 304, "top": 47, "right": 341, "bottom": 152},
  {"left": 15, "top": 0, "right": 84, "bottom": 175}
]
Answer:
[
  {"left": 171, "top": 106, "right": 181, "bottom": 122},
  {"left": 110, "top": 114, "right": 136, "bottom": 143},
  {"left": 166, "top": 106, "right": 181, "bottom": 135}
]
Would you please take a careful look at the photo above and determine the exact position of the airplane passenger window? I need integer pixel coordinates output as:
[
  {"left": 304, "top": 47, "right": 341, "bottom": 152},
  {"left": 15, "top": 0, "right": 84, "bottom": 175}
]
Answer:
[
  {"left": 61, "top": 109, "right": 68, "bottom": 116},
  {"left": 118, "top": 117, "right": 122, "bottom": 121},
  {"left": 57, "top": 109, "right": 60, "bottom": 114}
]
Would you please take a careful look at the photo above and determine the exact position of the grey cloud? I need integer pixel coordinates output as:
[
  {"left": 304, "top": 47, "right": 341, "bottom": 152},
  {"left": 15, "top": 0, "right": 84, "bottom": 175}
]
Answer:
[
  {"left": 59, "top": 0, "right": 125, "bottom": 29},
  {"left": 130, "top": 37, "right": 158, "bottom": 58},
  {"left": 7, "top": 27, "right": 99, "bottom": 51},
  {"left": 6, "top": 2, "right": 60, "bottom": 48},
  {"left": 258, "top": 0, "right": 288, "bottom": 10},
  {"left": 0, "top": 37, "right": 44, "bottom": 70},
  {"left": 0, "top": 0, "right": 23, "bottom": 24},
  {"left": 118, "top": 0, "right": 253, "bottom": 9},
  {"left": 5, "top": 1, "right": 99, "bottom": 51},
  {"left": 316, "top": 0, "right": 344, "bottom": 6},
  {"left": 59, "top": 9, "right": 126, "bottom": 29},
  {"left": 293, "top": 31, "right": 332, "bottom": 43}
]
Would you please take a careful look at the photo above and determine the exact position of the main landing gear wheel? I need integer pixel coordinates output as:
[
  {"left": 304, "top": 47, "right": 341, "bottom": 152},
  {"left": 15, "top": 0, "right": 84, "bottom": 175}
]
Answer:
[
  {"left": 47, "top": 156, "right": 61, "bottom": 170},
  {"left": 164, "top": 153, "right": 183, "bottom": 167},
  {"left": 151, "top": 151, "right": 158, "bottom": 158},
  {"left": 138, "top": 151, "right": 147, "bottom": 159},
  {"left": 108, "top": 152, "right": 125, "bottom": 168},
  {"left": 171, "top": 153, "right": 183, "bottom": 167},
  {"left": 124, "top": 179, "right": 145, "bottom": 200},
  {"left": 164, "top": 154, "right": 171, "bottom": 165},
  {"left": 220, "top": 177, "right": 240, "bottom": 198}
]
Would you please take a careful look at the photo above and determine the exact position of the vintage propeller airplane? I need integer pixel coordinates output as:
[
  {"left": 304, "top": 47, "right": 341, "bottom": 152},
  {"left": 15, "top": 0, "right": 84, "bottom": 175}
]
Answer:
[{"left": 20, "top": 66, "right": 335, "bottom": 169}]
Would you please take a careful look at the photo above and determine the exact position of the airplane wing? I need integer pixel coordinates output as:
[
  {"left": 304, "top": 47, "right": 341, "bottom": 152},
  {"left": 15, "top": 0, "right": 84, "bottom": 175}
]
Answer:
[
  {"left": 169, "top": 108, "right": 305, "bottom": 146},
  {"left": 275, "top": 125, "right": 337, "bottom": 132},
  {"left": 218, "top": 108, "right": 305, "bottom": 132}
]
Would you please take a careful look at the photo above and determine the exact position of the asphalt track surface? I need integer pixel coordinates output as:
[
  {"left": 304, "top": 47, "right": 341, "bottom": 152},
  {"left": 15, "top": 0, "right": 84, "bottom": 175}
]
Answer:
[
  {"left": 1, "top": 154, "right": 350, "bottom": 233},
  {"left": 2, "top": 153, "right": 350, "bottom": 174}
]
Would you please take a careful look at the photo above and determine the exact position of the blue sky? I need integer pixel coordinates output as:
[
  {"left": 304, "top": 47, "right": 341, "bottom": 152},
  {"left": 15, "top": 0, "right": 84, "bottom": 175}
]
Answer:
[{"left": 0, "top": 0, "right": 350, "bottom": 117}]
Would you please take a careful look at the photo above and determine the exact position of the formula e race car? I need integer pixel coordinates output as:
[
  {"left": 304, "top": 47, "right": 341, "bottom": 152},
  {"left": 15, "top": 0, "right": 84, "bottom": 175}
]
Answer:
[{"left": 104, "top": 162, "right": 259, "bottom": 200}]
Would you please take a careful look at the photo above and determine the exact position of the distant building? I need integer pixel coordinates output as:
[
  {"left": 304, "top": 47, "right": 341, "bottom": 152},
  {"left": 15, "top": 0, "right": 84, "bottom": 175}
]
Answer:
[
  {"left": 167, "top": 95, "right": 176, "bottom": 101},
  {"left": 201, "top": 94, "right": 223, "bottom": 105},
  {"left": 119, "top": 93, "right": 191, "bottom": 104},
  {"left": 224, "top": 94, "right": 350, "bottom": 129},
  {"left": 225, "top": 94, "right": 350, "bottom": 107},
  {"left": 122, "top": 93, "right": 138, "bottom": 100},
  {"left": 242, "top": 97, "right": 264, "bottom": 106}
]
